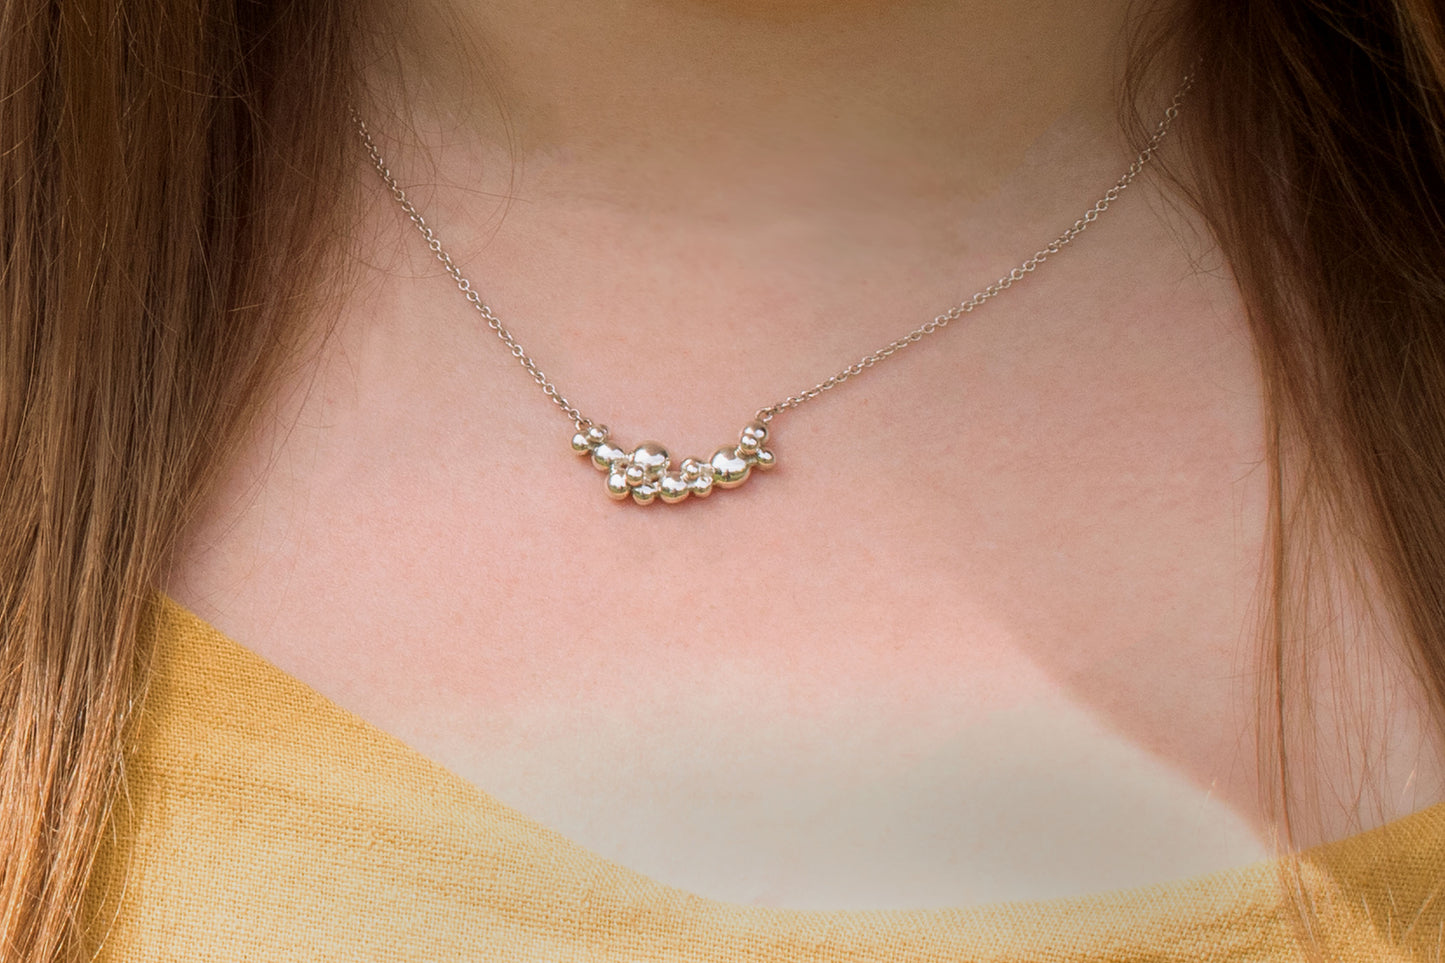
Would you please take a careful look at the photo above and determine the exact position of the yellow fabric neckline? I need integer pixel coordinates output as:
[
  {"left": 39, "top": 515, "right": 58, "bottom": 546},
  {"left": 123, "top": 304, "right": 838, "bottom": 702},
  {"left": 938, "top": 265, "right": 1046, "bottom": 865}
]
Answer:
[{"left": 85, "top": 591, "right": 1445, "bottom": 961}]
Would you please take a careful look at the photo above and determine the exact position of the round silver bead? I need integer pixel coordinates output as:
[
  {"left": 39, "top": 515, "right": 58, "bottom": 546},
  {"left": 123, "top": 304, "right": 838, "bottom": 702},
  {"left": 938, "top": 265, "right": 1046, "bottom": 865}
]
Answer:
[
  {"left": 585, "top": 424, "right": 610, "bottom": 445},
  {"left": 755, "top": 449, "right": 776, "bottom": 470},
  {"left": 630, "top": 442, "right": 670, "bottom": 477},
  {"left": 624, "top": 462, "right": 647, "bottom": 487},
  {"left": 571, "top": 432, "right": 592, "bottom": 454},
  {"left": 631, "top": 483, "right": 659, "bottom": 505},
  {"left": 658, "top": 474, "right": 691, "bottom": 503},
  {"left": 592, "top": 442, "right": 627, "bottom": 471},
  {"left": 605, "top": 472, "right": 630, "bottom": 499},
  {"left": 710, "top": 448, "right": 752, "bottom": 487},
  {"left": 738, "top": 421, "right": 769, "bottom": 455}
]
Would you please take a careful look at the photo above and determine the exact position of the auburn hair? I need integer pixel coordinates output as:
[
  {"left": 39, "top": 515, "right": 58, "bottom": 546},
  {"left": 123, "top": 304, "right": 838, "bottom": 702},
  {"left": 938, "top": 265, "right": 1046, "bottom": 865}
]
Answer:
[{"left": 2, "top": 1, "right": 1443, "bottom": 960}]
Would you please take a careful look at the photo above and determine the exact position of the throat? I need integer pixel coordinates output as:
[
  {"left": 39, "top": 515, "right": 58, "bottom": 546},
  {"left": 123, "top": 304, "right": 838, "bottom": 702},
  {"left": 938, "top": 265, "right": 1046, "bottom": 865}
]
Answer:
[{"left": 370, "top": 0, "right": 1144, "bottom": 217}]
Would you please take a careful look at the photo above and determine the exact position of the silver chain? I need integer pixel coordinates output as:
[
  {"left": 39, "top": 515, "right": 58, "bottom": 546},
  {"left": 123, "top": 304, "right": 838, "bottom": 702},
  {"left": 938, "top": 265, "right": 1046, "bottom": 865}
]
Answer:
[
  {"left": 352, "top": 119, "right": 594, "bottom": 428},
  {"left": 352, "top": 76, "right": 1190, "bottom": 430}
]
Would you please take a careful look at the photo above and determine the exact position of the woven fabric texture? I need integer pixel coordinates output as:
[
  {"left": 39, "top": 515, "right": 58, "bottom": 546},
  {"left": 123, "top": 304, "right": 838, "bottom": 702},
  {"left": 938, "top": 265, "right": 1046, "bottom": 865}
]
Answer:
[{"left": 84, "top": 593, "right": 1445, "bottom": 961}]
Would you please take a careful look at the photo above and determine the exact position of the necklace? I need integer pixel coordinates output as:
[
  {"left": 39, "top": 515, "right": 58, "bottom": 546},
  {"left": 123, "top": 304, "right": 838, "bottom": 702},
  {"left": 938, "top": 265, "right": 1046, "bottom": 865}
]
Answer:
[{"left": 353, "top": 80, "right": 1189, "bottom": 505}]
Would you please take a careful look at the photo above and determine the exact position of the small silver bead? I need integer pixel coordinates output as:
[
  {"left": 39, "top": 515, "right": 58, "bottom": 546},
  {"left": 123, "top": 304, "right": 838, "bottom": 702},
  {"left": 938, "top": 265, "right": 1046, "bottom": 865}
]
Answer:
[
  {"left": 624, "top": 463, "right": 647, "bottom": 487},
  {"left": 738, "top": 421, "right": 769, "bottom": 456},
  {"left": 606, "top": 472, "right": 630, "bottom": 499},
  {"left": 571, "top": 432, "right": 592, "bottom": 454},
  {"left": 585, "top": 425, "right": 610, "bottom": 445},
  {"left": 632, "top": 483, "right": 659, "bottom": 505},
  {"left": 593, "top": 442, "right": 627, "bottom": 471},
  {"left": 754, "top": 449, "right": 776, "bottom": 470},
  {"left": 690, "top": 472, "right": 715, "bottom": 497},
  {"left": 659, "top": 474, "right": 691, "bottom": 503},
  {"left": 679, "top": 458, "right": 703, "bottom": 482}
]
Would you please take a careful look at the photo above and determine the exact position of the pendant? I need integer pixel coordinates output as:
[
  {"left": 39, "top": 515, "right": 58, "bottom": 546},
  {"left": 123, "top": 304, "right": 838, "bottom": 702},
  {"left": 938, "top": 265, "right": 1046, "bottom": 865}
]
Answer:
[{"left": 571, "top": 421, "right": 776, "bottom": 504}]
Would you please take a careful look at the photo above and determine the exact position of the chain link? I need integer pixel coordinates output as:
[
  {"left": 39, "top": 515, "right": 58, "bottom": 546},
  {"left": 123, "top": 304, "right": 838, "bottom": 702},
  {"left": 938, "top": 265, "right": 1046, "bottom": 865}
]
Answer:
[{"left": 352, "top": 74, "right": 1190, "bottom": 431}]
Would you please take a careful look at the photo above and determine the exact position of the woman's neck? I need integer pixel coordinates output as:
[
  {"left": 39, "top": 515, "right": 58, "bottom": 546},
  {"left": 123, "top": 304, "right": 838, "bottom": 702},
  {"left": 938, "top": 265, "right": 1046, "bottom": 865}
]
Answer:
[{"left": 370, "top": 0, "right": 1158, "bottom": 218}]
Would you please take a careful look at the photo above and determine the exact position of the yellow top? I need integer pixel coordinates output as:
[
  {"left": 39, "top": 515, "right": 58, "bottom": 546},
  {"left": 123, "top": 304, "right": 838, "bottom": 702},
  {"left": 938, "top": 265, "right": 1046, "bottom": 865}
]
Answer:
[{"left": 86, "top": 593, "right": 1445, "bottom": 961}]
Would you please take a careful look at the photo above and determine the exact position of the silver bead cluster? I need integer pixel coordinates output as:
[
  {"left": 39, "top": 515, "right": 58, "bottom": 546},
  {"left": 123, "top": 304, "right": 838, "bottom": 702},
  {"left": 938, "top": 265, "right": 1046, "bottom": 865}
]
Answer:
[{"left": 571, "top": 421, "right": 776, "bottom": 504}]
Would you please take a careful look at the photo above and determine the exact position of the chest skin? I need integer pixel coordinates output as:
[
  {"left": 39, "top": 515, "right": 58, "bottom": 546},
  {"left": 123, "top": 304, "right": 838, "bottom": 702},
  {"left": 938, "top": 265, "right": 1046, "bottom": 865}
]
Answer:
[{"left": 163, "top": 160, "right": 1442, "bottom": 909}]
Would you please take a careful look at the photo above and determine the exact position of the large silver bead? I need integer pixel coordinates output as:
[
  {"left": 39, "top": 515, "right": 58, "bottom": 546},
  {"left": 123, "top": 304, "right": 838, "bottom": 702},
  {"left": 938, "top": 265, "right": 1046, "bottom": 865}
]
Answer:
[
  {"left": 710, "top": 448, "right": 752, "bottom": 487},
  {"left": 630, "top": 442, "right": 670, "bottom": 478},
  {"left": 658, "top": 474, "right": 691, "bottom": 503}
]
